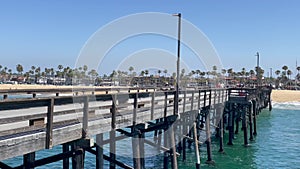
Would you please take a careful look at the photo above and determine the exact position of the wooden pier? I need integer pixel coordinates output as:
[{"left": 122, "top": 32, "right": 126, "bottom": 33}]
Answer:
[{"left": 0, "top": 86, "right": 272, "bottom": 169}]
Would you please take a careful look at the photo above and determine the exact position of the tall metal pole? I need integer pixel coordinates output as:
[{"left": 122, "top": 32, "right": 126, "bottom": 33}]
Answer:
[
  {"left": 173, "top": 13, "right": 181, "bottom": 115},
  {"left": 256, "top": 52, "right": 260, "bottom": 86}
]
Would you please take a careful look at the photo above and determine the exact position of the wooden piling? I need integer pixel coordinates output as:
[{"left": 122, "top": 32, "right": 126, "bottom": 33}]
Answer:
[
  {"left": 170, "top": 124, "right": 178, "bottom": 169},
  {"left": 227, "top": 104, "right": 234, "bottom": 145},
  {"left": 217, "top": 105, "right": 224, "bottom": 153},
  {"left": 242, "top": 106, "right": 249, "bottom": 146},
  {"left": 163, "top": 125, "right": 169, "bottom": 169},
  {"left": 23, "top": 152, "right": 35, "bottom": 169},
  {"left": 249, "top": 102, "right": 254, "bottom": 141},
  {"left": 71, "top": 142, "right": 84, "bottom": 169},
  {"left": 182, "top": 115, "right": 187, "bottom": 162},
  {"left": 96, "top": 133, "right": 104, "bottom": 169},
  {"left": 132, "top": 93, "right": 141, "bottom": 169},
  {"left": 163, "top": 93, "right": 169, "bottom": 169},
  {"left": 110, "top": 95, "right": 117, "bottom": 169},
  {"left": 139, "top": 125, "right": 145, "bottom": 169},
  {"left": 63, "top": 143, "right": 69, "bottom": 169},
  {"left": 193, "top": 122, "right": 201, "bottom": 169},
  {"left": 252, "top": 100, "right": 257, "bottom": 136},
  {"left": 205, "top": 107, "right": 214, "bottom": 164},
  {"left": 233, "top": 113, "right": 240, "bottom": 134}
]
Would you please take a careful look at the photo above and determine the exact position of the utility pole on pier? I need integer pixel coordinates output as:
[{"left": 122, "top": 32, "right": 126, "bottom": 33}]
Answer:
[
  {"left": 256, "top": 52, "right": 261, "bottom": 86},
  {"left": 173, "top": 13, "right": 181, "bottom": 115}
]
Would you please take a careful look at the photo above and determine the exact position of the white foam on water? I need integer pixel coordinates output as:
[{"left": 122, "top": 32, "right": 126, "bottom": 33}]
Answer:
[{"left": 272, "top": 101, "right": 300, "bottom": 110}]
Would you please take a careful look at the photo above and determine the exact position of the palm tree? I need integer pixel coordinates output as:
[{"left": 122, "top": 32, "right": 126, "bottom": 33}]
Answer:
[
  {"left": 163, "top": 69, "right": 168, "bottom": 77},
  {"left": 145, "top": 70, "right": 149, "bottom": 77},
  {"left": 83, "top": 65, "right": 88, "bottom": 77},
  {"left": 221, "top": 69, "right": 226, "bottom": 77},
  {"left": 227, "top": 68, "right": 233, "bottom": 77},
  {"left": 275, "top": 70, "right": 281, "bottom": 78},
  {"left": 287, "top": 70, "right": 292, "bottom": 79},
  {"left": 212, "top": 65, "right": 217, "bottom": 77},
  {"left": 158, "top": 70, "right": 161, "bottom": 77},
  {"left": 35, "top": 67, "right": 41, "bottom": 82},
  {"left": 128, "top": 66, "right": 134, "bottom": 75},
  {"left": 8, "top": 69, "right": 12, "bottom": 79},
  {"left": 241, "top": 68, "right": 246, "bottom": 77},
  {"left": 58, "top": 65, "right": 64, "bottom": 73},
  {"left": 297, "top": 66, "right": 300, "bottom": 78},
  {"left": 31, "top": 66, "right": 36, "bottom": 72},
  {"left": 282, "top": 65, "right": 288, "bottom": 77},
  {"left": 16, "top": 64, "right": 23, "bottom": 75},
  {"left": 249, "top": 70, "right": 255, "bottom": 77},
  {"left": 140, "top": 70, "right": 145, "bottom": 77}
]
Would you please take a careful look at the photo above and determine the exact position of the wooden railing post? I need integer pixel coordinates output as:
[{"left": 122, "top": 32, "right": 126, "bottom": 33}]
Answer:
[
  {"left": 183, "top": 90, "right": 187, "bottom": 114},
  {"left": 150, "top": 91, "right": 155, "bottom": 120},
  {"left": 110, "top": 95, "right": 117, "bottom": 169},
  {"left": 46, "top": 98, "right": 54, "bottom": 149},
  {"left": 190, "top": 91, "right": 194, "bottom": 111},
  {"left": 82, "top": 96, "right": 89, "bottom": 138},
  {"left": 164, "top": 92, "right": 168, "bottom": 117},
  {"left": 132, "top": 93, "right": 141, "bottom": 169},
  {"left": 197, "top": 90, "right": 201, "bottom": 110}
]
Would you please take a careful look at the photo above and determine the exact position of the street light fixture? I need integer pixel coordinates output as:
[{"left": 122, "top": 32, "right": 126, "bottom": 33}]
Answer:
[{"left": 173, "top": 13, "right": 181, "bottom": 115}]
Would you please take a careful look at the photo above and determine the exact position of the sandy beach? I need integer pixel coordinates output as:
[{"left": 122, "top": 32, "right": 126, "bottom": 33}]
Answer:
[{"left": 271, "top": 90, "right": 300, "bottom": 103}]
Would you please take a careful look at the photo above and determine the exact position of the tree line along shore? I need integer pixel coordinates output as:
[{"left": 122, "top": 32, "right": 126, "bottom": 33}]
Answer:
[{"left": 0, "top": 64, "right": 299, "bottom": 90}]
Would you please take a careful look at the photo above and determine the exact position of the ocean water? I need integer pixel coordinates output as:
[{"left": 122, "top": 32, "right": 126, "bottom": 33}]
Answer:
[{"left": 3, "top": 102, "right": 300, "bottom": 169}]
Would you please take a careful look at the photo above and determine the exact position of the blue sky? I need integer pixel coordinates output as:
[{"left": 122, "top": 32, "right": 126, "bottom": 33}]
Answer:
[{"left": 1, "top": 0, "right": 300, "bottom": 76}]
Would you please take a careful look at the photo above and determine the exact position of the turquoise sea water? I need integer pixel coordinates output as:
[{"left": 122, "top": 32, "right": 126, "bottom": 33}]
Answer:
[{"left": 3, "top": 103, "right": 300, "bottom": 169}]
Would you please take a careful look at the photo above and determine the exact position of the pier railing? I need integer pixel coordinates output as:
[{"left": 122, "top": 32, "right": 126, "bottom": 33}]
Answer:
[{"left": 0, "top": 88, "right": 227, "bottom": 161}]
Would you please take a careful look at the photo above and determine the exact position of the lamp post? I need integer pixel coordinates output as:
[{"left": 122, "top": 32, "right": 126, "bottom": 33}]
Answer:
[
  {"left": 173, "top": 13, "right": 181, "bottom": 115},
  {"left": 255, "top": 52, "right": 260, "bottom": 86}
]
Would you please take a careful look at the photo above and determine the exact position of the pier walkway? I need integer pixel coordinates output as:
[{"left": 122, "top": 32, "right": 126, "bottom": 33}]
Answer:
[{"left": 0, "top": 87, "right": 272, "bottom": 169}]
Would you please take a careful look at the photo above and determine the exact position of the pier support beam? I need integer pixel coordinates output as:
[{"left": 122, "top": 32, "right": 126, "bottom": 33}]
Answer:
[
  {"left": 132, "top": 127, "right": 141, "bottom": 169},
  {"left": 242, "top": 106, "right": 249, "bottom": 146},
  {"left": 193, "top": 122, "right": 201, "bottom": 169},
  {"left": 169, "top": 124, "right": 178, "bottom": 169},
  {"left": 96, "top": 133, "right": 104, "bottom": 169},
  {"left": 109, "top": 131, "right": 116, "bottom": 169},
  {"left": 249, "top": 103, "right": 254, "bottom": 141},
  {"left": 227, "top": 104, "right": 234, "bottom": 145},
  {"left": 23, "top": 152, "right": 35, "bottom": 169},
  {"left": 217, "top": 105, "right": 224, "bottom": 153},
  {"left": 71, "top": 143, "right": 85, "bottom": 169},
  {"left": 205, "top": 108, "right": 214, "bottom": 164},
  {"left": 252, "top": 100, "right": 257, "bottom": 136},
  {"left": 234, "top": 111, "right": 240, "bottom": 134},
  {"left": 139, "top": 125, "right": 146, "bottom": 169},
  {"left": 63, "top": 143, "right": 69, "bottom": 169},
  {"left": 163, "top": 125, "right": 169, "bottom": 169},
  {"left": 182, "top": 115, "right": 187, "bottom": 162}
]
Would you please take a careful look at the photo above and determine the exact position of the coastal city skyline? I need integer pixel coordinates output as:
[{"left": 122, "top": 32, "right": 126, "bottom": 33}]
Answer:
[{"left": 1, "top": 1, "right": 300, "bottom": 76}]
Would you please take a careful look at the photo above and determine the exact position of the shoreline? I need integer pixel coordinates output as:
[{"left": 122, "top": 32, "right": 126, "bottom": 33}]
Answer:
[{"left": 271, "top": 89, "right": 300, "bottom": 103}]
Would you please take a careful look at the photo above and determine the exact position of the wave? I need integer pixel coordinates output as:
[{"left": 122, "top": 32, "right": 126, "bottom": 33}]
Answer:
[{"left": 272, "top": 101, "right": 300, "bottom": 110}]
